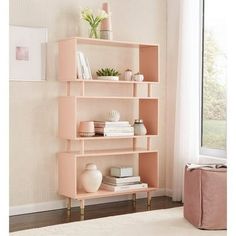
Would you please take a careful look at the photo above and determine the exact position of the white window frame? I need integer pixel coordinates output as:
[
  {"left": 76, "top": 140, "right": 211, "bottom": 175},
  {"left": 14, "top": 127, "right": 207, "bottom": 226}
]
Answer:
[{"left": 199, "top": 0, "right": 227, "bottom": 159}]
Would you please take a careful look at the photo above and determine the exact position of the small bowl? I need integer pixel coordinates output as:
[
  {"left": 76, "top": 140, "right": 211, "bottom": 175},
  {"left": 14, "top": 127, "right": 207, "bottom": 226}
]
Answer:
[{"left": 79, "top": 121, "right": 95, "bottom": 137}]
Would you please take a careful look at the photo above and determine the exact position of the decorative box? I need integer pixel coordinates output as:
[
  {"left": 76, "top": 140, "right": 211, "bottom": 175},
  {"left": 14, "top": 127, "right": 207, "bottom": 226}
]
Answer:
[{"left": 110, "top": 167, "right": 133, "bottom": 177}]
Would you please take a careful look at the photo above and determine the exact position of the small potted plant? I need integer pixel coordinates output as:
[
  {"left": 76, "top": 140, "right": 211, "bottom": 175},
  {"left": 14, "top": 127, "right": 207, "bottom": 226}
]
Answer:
[{"left": 96, "top": 68, "right": 120, "bottom": 81}]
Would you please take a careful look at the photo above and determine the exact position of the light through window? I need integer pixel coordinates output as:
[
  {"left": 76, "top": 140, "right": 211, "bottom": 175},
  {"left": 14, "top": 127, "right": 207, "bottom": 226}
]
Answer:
[{"left": 201, "top": 0, "right": 227, "bottom": 156}]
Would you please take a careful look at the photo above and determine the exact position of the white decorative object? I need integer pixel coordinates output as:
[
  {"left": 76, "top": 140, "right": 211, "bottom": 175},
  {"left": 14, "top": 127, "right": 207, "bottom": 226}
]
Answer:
[
  {"left": 124, "top": 69, "right": 132, "bottom": 81},
  {"left": 76, "top": 51, "right": 92, "bottom": 80},
  {"left": 132, "top": 72, "right": 144, "bottom": 82},
  {"left": 9, "top": 26, "right": 47, "bottom": 81},
  {"left": 133, "top": 119, "right": 147, "bottom": 135},
  {"left": 97, "top": 76, "right": 119, "bottom": 81},
  {"left": 110, "top": 166, "right": 133, "bottom": 177},
  {"left": 107, "top": 110, "right": 120, "bottom": 122},
  {"left": 80, "top": 163, "right": 102, "bottom": 193}
]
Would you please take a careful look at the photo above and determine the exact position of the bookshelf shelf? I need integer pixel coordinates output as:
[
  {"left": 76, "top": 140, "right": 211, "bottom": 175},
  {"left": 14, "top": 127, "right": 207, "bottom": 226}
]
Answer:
[
  {"left": 67, "top": 79, "right": 159, "bottom": 84},
  {"left": 75, "top": 96, "right": 158, "bottom": 100},
  {"left": 59, "top": 36, "right": 159, "bottom": 48},
  {"left": 60, "top": 148, "right": 158, "bottom": 157},
  {"left": 72, "top": 134, "right": 158, "bottom": 141},
  {"left": 75, "top": 187, "right": 158, "bottom": 201},
  {"left": 58, "top": 37, "right": 160, "bottom": 215}
]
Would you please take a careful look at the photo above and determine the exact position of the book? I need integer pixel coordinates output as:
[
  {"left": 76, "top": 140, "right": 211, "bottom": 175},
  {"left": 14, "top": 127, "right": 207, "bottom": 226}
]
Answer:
[
  {"left": 103, "top": 132, "right": 134, "bottom": 136},
  {"left": 102, "top": 181, "right": 141, "bottom": 186},
  {"left": 186, "top": 163, "right": 227, "bottom": 171},
  {"left": 103, "top": 176, "right": 141, "bottom": 184},
  {"left": 95, "top": 127, "right": 134, "bottom": 133},
  {"left": 94, "top": 121, "right": 130, "bottom": 127},
  {"left": 76, "top": 51, "right": 92, "bottom": 80},
  {"left": 100, "top": 182, "right": 148, "bottom": 192}
]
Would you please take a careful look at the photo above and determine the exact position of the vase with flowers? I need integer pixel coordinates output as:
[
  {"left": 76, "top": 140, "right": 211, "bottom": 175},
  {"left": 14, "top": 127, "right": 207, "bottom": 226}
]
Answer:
[{"left": 81, "top": 8, "right": 108, "bottom": 39}]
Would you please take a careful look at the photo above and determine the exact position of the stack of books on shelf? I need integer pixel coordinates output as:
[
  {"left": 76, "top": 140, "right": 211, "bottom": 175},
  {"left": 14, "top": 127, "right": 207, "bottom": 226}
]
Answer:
[
  {"left": 101, "top": 176, "right": 148, "bottom": 192},
  {"left": 94, "top": 121, "right": 134, "bottom": 137}
]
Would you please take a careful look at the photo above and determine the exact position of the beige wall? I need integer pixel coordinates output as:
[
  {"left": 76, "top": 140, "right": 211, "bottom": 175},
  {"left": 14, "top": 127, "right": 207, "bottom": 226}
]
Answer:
[{"left": 10, "top": 0, "right": 167, "bottom": 207}]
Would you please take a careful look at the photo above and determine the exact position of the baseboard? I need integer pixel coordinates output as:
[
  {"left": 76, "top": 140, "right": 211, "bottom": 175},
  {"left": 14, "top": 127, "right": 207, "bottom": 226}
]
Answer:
[
  {"left": 10, "top": 188, "right": 169, "bottom": 216},
  {"left": 165, "top": 188, "right": 173, "bottom": 197}
]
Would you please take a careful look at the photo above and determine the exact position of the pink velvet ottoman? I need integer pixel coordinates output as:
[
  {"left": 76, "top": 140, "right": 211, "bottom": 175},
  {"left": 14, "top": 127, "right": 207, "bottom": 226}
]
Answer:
[{"left": 184, "top": 166, "right": 227, "bottom": 229}]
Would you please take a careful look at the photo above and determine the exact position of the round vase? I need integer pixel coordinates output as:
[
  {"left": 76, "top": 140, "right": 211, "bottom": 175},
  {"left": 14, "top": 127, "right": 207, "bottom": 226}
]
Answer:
[
  {"left": 133, "top": 119, "right": 147, "bottom": 135},
  {"left": 80, "top": 163, "right": 102, "bottom": 193}
]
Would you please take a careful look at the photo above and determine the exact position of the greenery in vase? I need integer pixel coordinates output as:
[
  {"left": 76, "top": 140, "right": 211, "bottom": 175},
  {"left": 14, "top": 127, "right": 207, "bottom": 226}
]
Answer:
[
  {"left": 96, "top": 68, "right": 120, "bottom": 76},
  {"left": 81, "top": 8, "right": 108, "bottom": 38}
]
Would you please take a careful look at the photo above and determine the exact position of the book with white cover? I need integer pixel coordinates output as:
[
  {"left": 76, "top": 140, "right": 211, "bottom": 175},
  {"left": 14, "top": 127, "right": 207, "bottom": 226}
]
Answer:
[
  {"left": 76, "top": 51, "right": 92, "bottom": 80},
  {"left": 103, "top": 176, "right": 141, "bottom": 184},
  {"left": 103, "top": 132, "right": 134, "bottom": 137},
  {"left": 101, "top": 183, "right": 148, "bottom": 192},
  {"left": 94, "top": 121, "right": 130, "bottom": 127},
  {"left": 102, "top": 181, "right": 141, "bottom": 186},
  {"left": 95, "top": 127, "right": 134, "bottom": 133}
]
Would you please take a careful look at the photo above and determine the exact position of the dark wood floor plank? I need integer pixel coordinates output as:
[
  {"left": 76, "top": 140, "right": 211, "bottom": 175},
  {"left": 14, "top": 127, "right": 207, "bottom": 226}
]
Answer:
[{"left": 9, "top": 196, "right": 182, "bottom": 232}]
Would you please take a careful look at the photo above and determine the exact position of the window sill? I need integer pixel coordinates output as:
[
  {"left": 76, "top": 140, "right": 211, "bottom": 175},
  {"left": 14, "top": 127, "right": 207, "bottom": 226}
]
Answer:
[{"left": 199, "top": 154, "right": 227, "bottom": 164}]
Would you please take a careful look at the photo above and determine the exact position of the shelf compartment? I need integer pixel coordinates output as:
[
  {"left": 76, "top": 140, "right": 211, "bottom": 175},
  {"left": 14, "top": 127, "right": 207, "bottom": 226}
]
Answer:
[
  {"left": 59, "top": 148, "right": 158, "bottom": 157},
  {"left": 58, "top": 38, "right": 159, "bottom": 82},
  {"left": 75, "top": 187, "right": 158, "bottom": 200},
  {"left": 59, "top": 96, "right": 158, "bottom": 140},
  {"left": 58, "top": 152, "right": 159, "bottom": 199}
]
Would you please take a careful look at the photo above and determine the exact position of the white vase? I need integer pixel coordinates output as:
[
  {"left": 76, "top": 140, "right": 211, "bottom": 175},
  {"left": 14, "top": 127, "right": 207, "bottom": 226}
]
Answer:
[
  {"left": 80, "top": 163, "right": 102, "bottom": 193},
  {"left": 133, "top": 119, "right": 147, "bottom": 135}
]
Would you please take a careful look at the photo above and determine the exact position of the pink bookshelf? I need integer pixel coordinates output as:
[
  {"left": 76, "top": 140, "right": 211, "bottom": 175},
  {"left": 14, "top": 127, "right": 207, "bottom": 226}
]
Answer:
[{"left": 57, "top": 37, "right": 160, "bottom": 215}]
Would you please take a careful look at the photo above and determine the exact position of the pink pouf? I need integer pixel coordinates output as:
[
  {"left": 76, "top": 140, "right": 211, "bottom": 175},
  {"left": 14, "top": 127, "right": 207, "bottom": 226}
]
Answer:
[{"left": 184, "top": 166, "right": 227, "bottom": 229}]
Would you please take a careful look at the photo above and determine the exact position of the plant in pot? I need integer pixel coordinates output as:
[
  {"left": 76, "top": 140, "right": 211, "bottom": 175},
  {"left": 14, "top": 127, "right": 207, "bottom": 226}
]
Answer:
[{"left": 96, "top": 68, "right": 120, "bottom": 81}]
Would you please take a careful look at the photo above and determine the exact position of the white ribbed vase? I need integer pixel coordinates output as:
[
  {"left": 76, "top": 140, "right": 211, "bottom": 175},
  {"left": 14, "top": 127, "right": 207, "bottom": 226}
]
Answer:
[{"left": 80, "top": 163, "right": 102, "bottom": 193}]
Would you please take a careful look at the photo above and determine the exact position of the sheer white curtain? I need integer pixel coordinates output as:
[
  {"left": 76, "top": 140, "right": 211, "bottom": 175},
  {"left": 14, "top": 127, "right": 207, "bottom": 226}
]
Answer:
[{"left": 172, "top": 0, "right": 201, "bottom": 201}]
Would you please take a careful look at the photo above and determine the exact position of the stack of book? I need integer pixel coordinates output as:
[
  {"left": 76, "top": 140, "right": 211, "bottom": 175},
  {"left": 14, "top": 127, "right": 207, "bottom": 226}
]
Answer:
[
  {"left": 94, "top": 121, "right": 134, "bottom": 136},
  {"left": 101, "top": 176, "right": 148, "bottom": 192}
]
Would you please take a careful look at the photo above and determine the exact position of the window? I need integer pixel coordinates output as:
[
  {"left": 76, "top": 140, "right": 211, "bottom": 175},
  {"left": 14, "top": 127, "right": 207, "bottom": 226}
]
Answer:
[{"left": 201, "top": 0, "right": 227, "bottom": 157}]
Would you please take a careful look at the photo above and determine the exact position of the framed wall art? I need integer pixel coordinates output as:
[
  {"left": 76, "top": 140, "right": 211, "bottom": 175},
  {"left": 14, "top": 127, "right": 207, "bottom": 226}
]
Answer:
[{"left": 9, "top": 26, "right": 48, "bottom": 81}]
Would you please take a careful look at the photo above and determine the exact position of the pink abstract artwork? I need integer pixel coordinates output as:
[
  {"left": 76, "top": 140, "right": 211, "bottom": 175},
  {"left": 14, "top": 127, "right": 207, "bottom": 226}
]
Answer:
[{"left": 16, "top": 47, "right": 29, "bottom": 61}]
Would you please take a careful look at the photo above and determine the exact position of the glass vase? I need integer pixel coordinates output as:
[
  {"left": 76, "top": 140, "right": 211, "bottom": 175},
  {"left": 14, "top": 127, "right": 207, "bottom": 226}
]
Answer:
[{"left": 89, "top": 26, "right": 99, "bottom": 39}]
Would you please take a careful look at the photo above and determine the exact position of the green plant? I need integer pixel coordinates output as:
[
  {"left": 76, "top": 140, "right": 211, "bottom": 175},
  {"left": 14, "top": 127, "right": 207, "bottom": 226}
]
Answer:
[{"left": 96, "top": 68, "right": 120, "bottom": 76}]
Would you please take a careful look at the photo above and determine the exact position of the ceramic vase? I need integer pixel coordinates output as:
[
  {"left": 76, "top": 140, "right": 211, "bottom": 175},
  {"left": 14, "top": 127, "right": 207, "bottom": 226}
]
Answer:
[
  {"left": 81, "top": 163, "right": 102, "bottom": 193},
  {"left": 133, "top": 119, "right": 147, "bottom": 135},
  {"left": 124, "top": 69, "right": 132, "bottom": 81},
  {"left": 100, "top": 2, "right": 113, "bottom": 40}
]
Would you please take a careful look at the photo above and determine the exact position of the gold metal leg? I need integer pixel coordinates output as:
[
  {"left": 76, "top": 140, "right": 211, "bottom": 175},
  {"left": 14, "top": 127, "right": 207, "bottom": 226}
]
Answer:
[
  {"left": 67, "top": 197, "right": 72, "bottom": 211},
  {"left": 132, "top": 193, "right": 136, "bottom": 207},
  {"left": 80, "top": 214, "right": 84, "bottom": 221},
  {"left": 80, "top": 200, "right": 85, "bottom": 215},
  {"left": 147, "top": 192, "right": 152, "bottom": 209}
]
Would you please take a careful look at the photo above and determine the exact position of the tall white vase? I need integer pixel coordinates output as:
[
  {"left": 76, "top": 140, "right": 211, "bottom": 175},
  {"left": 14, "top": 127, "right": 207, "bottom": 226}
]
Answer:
[{"left": 80, "top": 163, "right": 102, "bottom": 193}]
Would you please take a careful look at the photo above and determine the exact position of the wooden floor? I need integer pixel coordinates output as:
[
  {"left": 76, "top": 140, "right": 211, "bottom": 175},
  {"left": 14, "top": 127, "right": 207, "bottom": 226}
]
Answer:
[{"left": 10, "top": 196, "right": 183, "bottom": 232}]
